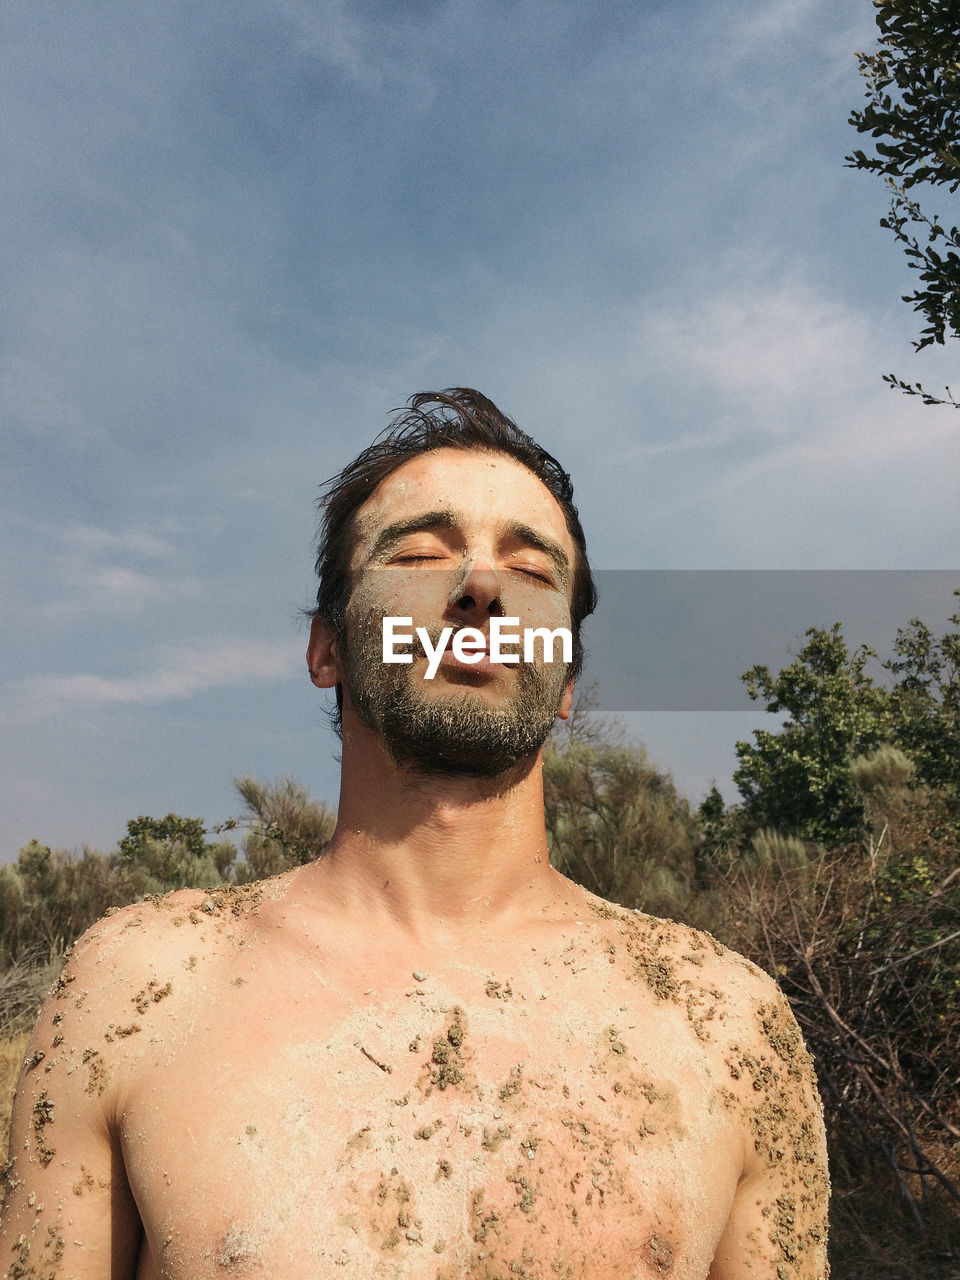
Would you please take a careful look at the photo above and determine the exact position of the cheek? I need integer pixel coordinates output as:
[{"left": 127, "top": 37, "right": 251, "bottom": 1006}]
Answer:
[
  {"left": 347, "top": 573, "right": 413, "bottom": 622},
  {"left": 402, "top": 572, "right": 452, "bottom": 617},
  {"left": 504, "top": 587, "right": 572, "bottom": 634},
  {"left": 346, "top": 571, "right": 453, "bottom": 637}
]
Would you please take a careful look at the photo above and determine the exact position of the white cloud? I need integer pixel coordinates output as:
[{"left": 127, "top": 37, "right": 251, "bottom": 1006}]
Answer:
[
  {"left": 629, "top": 269, "right": 960, "bottom": 457},
  {"left": 4, "top": 636, "right": 303, "bottom": 717},
  {"left": 731, "top": 0, "right": 825, "bottom": 46},
  {"left": 72, "top": 564, "right": 195, "bottom": 611},
  {"left": 1, "top": 520, "right": 199, "bottom": 626},
  {"left": 569, "top": 266, "right": 960, "bottom": 566},
  {"left": 64, "top": 526, "right": 177, "bottom": 558},
  {"left": 638, "top": 280, "right": 876, "bottom": 421},
  {"left": 54, "top": 525, "right": 188, "bottom": 614}
]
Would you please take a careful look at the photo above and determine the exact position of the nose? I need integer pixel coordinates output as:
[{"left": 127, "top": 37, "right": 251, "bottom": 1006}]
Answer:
[{"left": 449, "top": 559, "right": 503, "bottom": 619}]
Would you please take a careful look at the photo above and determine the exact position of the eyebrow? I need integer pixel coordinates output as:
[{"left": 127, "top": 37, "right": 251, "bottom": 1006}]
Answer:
[
  {"left": 367, "top": 510, "right": 458, "bottom": 563},
  {"left": 504, "top": 521, "right": 571, "bottom": 583},
  {"left": 366, "top": 510, "right": 570, "bottom": 583}
]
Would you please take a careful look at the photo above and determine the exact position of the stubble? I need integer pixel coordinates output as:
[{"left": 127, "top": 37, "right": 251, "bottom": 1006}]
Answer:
[{"left": 339, "top": 619, "right": 569, "bottom": 778}]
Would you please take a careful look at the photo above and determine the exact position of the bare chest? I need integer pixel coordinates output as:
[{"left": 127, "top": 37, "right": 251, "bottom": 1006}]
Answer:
[{"left": 121, "top": 959, "right": 742, "bottom": 1279}]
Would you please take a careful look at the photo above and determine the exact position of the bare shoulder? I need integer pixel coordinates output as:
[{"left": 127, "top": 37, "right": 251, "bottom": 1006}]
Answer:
[
  {"left": 7, "top": 875, "right": 301, "bottom": 1148},
  {"left": 1, "top": 877, "right": 298, "bottom": 1279},
  {"left": 578, "top": 892, "right": 830, "bottom": 1274},
  {"left": 578, "top": 889, "right": 826, "bottom": 1161},
  {"left": 580, "top": 888, "right": 808, "bottom": 1053},
  {"left": 41, "top": 879, "right": 286, "bottom": 1024}
]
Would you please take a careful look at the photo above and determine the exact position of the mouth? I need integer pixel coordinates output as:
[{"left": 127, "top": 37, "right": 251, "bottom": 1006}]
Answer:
[{"left": 438, "top": 646, "right": 503, "bottom": 676}]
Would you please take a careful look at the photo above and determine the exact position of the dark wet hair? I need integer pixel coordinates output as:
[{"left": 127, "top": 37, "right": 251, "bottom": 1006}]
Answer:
[{"left": 313, "top": 388, "right": 597, "bottom": 728}]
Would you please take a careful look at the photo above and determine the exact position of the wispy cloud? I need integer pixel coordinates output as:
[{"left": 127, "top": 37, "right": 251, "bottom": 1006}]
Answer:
[
  {"left": 4, "top": 636, "right": 303, "bottom": 717},
  {"left": 730, "top": 0, "right": 826, "bottom": 47},
  {"left": 637, "top": 280, "right": 876, "bottom": 423},
  {"left": 628, "top": 268, "right": 960, "bottom": 458},
  {"left": 275, "top": 0, "right": 381, "bottom": 91},
  {"left": 1, "top": 520, "right": 198, "bottom": 626},
  {"left": 271, "top": 0, "right": 443, "bottom": 108},
  {"left": 63, "top": 526, "right": 177, "bottom": 558},
  {"left": 63, "top": 565, "right": 194, "bottom": 612},
  {"left": 585, "top": 268, "right": 960, "bottom": 566}
]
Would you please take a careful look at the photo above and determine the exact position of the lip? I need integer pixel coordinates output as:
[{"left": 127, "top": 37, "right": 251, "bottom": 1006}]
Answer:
[{"left": 437, "top": 647, "right": 510, "bottom": 676}]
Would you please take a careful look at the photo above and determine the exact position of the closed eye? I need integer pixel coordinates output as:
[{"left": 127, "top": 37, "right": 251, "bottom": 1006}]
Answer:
[{"left": 508, "top": 565, "right": 554, "bottom": 585}]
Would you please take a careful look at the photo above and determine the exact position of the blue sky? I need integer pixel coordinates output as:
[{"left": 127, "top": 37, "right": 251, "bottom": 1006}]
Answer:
[{"left": 2, "top": 0, "right": 959, "bottom": 859}]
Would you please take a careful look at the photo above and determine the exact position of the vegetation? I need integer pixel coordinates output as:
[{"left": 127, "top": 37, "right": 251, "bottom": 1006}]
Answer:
[
  {"left": 0, "top": 780, "right": 334, "bottom": 971},
  {"left": 231, "top": 775, "right": 336, "bottom": 880},
  {"left": 735, "top": 594, "right": 960, "bottom": 844},
  {"left": 2, "top": 601, "right": 959, "bottom": 1275},
  {"left": 715, "top": 782, "right": 959, "bottom": 1278},
  {"left": 543, "top": 698, "right": 707, "bottom": 926},
  {"left": 847, "top": 0, "right": 960, "bottom": 406},
  {"left": 735, "top": 624, "right": 891, "bottom": 845}
]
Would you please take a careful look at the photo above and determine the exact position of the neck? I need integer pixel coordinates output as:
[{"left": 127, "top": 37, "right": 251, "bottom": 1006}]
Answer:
[{"left": 309, "top": 722, "right": 567, "bottom": 943}]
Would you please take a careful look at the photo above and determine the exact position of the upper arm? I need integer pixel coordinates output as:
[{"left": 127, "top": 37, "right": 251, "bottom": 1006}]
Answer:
[
  {"left": 1, "top": 927, "right": 144, "bottom": 1279},
  {"left": 708, "top": 983, "right": 830, "bottom": 1280}
]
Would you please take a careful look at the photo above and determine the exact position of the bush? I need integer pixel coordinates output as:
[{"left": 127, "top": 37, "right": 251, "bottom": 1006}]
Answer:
[
  {"left": 232, "top": 776, "right": 336, "bottom": 880},
  {"left": 712, "top": 817, "right": 960, "bottom": 1277},
  {"left": 543, "top": 706, "right": 715, "bottom": 927}
]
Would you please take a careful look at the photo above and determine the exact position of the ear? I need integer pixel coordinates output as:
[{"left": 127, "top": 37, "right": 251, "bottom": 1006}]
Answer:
[
  {"left": 556, "top": 677, "right": 576, "bottom": 721},
  {"left": 307, "top": 616, "right": 341, "bottom": 689}
]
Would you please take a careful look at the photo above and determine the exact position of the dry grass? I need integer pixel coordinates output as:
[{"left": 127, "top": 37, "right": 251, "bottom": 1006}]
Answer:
[
  {"left": 1, "top": 1031, "right": 29, "bottom": 1166},
  {"left": 0, "top": 949, "right": 59, "bottom": 1036},
  {"left": 0, "top": 949, "right": 56, "bottom": 1184},
  {"left": 714, "top": 832, "right": 960, "bottom": 1280}
]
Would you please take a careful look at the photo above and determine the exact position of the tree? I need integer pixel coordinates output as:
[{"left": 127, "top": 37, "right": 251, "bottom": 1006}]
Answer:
[
  {"left": 733, "top": 599, "right": 960, "bottom": 843},
  {"left": 887, "top": 592, "right": 960, "bottom": 804},
  {"left": 116, "top": 813, "right": 235, "bottom": 888},
  {"left": 232, "top": 776, "right": 336, "bottom": 879},
  {"left": 0, "top": 842, "right": 122, "bottom": 966},
  {"left": 734, "top": 625, "right": 891, "bottom": 843},
  {"left": 847, "top": 0, "right": 960, "bottom": 406},
  {"left": 542, "top": 703, "right": 705, "bottom": 924}
]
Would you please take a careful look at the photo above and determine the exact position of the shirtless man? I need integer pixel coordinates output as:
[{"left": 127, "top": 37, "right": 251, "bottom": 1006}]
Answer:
[{"left": 1, "top": 389, "right": 829, "bottom": 1279}]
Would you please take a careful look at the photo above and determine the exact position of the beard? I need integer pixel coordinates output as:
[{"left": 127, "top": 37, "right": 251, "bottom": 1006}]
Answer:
[{"left": 339, "top": 620, "right": 569, "bottom": 778}]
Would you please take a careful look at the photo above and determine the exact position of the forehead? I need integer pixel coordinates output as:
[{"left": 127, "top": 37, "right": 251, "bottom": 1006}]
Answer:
[{"left": 350, "top": 447, "right": 574, "bottom": 561}]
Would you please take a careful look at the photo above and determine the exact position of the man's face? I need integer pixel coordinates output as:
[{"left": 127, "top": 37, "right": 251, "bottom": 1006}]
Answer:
[{"left": 337, "top": 447, "right": 577, "bottom": 777}]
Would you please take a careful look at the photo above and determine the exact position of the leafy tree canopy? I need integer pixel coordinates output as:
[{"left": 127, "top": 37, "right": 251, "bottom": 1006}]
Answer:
[
  {"left": 735, "top": 625, "right": 891, "bottom": 844},
  {"left": 887, "top": 592, "right": 960, "bottom": 797},
  {"left": 735, "top": 597, "right": 960, "bottom": 843},
  {"left": 116, "top": 813, "right": 235, "bottom": 888},
  {"left": 117, "top": 813, "right": 208, "bottom": 861},
  {"left": 847, "top": 0, "right": 960, "bottom": 405}
]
